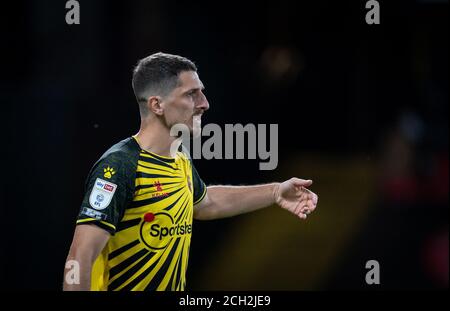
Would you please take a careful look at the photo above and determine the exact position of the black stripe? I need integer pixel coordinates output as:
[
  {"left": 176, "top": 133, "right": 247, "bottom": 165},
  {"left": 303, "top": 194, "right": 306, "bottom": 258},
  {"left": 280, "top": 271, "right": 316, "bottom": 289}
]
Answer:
[
  {"left": 117, "top": 256, "right": 159, "bottom": 291},
  {"left": 140, "top": 152, "right": 175, "bottom": 163},
  {"left": 137, "top": 163, "right": 174, "bottom": 174},
  {"left": 128, "top": 187, "right": 183, "bottom": 209},
  {"left": 116, "top": 218, "right": 141, "bottom": 233},
  {"left": 136, "top": 171, "right": 177, "bottom": 179},
  {"left": 164, "top": 192, "right": 185, "bottom": 212},
  {"left": 194, "top": 185, "right": 207, "bottom": 204},
  {"left": 108, "top": 239, "right": 140, "bottom": 260},
  {"left": 178, "top": 199, "right": 192, "bottom": 224},
  {"left": 169, "top": 238, "right": 185, "bottom": 290},
  {"left": 117, "top": 242, "right": 173, "bottom": 291},
  {"left": 174, "top": 194, "right": 188, "bottom": 220},
  {"left": 77, "top": 220, "right": 115, "bottom": 235},
  {"left": 109, "top": 248, "right": 149, "bottom": 280},
  {"left": 145, "top": 238, "right": 181, "bottom": 291},
  {"left": 139, "top": 155, "right": 176, "bottom": 169},
  {"left": 108, "top": 251, "right": 155, "bottom": 291},
  {"left": 175, "top": 196, "right": 190, "bottom": 223},
  {"left": 175, "top": 253, "right": 184, "bottom": 290},
  {"left": 167, "top": 256, "right": 180, "bottom": 291}
]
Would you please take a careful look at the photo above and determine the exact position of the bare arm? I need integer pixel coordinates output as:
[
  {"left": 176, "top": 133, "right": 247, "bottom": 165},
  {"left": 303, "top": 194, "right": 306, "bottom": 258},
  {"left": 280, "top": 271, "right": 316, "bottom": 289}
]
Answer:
[
  {"left": 63, "top": 224, "right": 110, "bottom": 291},
  {"left": 194, "top": 178, "right": 318, "bottom": 221}
]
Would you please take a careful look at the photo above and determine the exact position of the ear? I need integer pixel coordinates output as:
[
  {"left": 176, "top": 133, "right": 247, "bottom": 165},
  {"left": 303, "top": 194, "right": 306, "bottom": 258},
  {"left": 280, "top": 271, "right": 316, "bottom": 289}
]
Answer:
[{"left": 148, "top": 96, "right": 164, "bottom": 116}]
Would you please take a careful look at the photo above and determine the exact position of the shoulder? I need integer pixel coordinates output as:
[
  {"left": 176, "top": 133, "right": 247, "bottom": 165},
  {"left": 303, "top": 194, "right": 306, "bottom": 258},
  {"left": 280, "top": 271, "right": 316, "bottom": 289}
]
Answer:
[
  {"left": 91, "top": 137, "right": 141, "bottom": 174},
  {"left": 100, "top": 137, "right": 140, "bottom": 160}
]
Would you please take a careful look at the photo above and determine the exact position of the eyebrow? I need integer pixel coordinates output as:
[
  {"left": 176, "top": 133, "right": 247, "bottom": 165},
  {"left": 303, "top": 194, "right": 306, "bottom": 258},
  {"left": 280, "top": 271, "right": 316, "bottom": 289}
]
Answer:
[{"left": 183, "top": 86, "right": 205, "bottom": 94}]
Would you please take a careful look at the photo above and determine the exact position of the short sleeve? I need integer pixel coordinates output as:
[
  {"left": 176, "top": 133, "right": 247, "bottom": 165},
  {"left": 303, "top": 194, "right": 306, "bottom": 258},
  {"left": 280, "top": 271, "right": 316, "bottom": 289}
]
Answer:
[
  {"left": 76, "top": 153, "right": 134, "bottom": 235},
  {"left": 191, "top": 161, "right": 207, "bottom": 205}
]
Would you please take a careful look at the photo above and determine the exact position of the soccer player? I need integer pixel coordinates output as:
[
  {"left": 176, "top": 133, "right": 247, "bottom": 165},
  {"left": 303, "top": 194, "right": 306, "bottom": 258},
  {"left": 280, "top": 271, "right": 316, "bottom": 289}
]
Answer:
[{"left": 63, "top": 52, "right": 318, "bottom": 291}]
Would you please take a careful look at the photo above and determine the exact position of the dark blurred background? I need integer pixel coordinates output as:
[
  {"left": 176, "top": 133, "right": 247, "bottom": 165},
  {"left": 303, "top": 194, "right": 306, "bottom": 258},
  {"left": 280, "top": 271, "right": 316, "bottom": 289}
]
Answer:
[{"left": 1, "top": 0, "right": 448, "bottom": 290}]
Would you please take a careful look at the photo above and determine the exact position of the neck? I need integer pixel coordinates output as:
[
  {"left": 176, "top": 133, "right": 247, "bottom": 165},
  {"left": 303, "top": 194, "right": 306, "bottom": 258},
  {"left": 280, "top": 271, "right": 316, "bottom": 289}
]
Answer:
[{"left": 134, "top": 117, "right": 181, "bottom": 158}]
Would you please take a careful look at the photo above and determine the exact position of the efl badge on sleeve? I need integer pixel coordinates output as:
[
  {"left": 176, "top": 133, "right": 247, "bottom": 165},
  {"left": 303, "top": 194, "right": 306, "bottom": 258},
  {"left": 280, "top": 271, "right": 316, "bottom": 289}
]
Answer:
[{"left": 89, "top": 178, "right": 117, "bottom": 210}]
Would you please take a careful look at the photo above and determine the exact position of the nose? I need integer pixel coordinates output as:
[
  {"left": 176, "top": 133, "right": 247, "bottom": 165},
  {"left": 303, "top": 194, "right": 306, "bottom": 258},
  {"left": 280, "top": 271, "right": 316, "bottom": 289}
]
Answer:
[{"left": 197, "top": 91, "right": 209, "bottom": 112}]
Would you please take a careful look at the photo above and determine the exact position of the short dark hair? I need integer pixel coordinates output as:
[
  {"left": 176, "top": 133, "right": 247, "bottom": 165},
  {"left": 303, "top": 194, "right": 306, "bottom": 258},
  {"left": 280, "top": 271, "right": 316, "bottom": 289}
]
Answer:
[{"left": 132, "top": 52, "right": 197, "bottom": 116}]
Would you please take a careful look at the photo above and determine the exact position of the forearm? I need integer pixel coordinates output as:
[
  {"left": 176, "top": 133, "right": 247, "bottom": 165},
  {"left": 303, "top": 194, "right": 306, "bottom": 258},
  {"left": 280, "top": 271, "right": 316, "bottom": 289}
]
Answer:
[
  {"left": 195, "top": 183, "right": 279, "bottom": 220},
  {"left": 63, "top": 224, "right": 110, "bottom": 291},
  {"left": 63, "top": 250, "right": 94, "bottom": 291}
]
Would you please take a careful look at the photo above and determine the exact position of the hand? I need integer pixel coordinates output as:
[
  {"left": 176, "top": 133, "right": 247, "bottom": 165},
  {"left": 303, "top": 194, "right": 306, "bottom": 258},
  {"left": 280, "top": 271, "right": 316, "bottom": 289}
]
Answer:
[{"left": 274, "top": 178, "right": 318, "bottom": 220}]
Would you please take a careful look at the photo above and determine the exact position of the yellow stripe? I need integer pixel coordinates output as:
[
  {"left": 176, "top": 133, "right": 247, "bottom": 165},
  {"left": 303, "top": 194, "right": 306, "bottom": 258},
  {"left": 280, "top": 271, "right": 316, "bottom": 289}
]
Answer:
[
  {"left": 157, "top": 237, "right": 186, "bottom": 290},
  {"left": 137, "top": 161, "right": 178, "bottom": 175},
  {"left": 76, "top": 218, "right": 116, "bottom": 230}
]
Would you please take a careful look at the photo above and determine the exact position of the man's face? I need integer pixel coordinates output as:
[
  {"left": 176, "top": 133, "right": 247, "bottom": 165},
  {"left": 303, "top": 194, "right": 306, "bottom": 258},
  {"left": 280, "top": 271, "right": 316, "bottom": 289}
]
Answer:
[{"left": 161, "top": 71, "right": 209, "bottom": 137}]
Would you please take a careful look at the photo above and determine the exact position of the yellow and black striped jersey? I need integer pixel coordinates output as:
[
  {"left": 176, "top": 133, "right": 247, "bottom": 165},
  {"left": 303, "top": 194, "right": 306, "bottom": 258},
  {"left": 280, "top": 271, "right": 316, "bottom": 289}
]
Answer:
[{"left": 76, "top": 136, "right": 206, "bottom": 291}]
